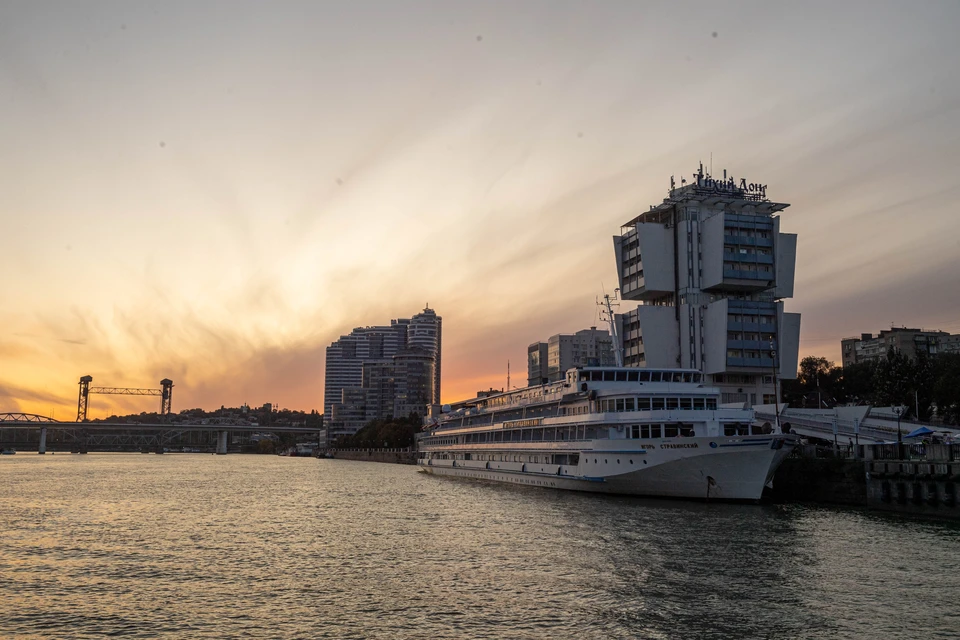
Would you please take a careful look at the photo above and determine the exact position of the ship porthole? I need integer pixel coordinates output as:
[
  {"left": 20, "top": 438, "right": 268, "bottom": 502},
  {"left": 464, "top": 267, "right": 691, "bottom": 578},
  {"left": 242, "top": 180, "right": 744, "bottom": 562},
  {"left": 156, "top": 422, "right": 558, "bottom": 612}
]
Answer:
[
  {"left": 629, "top": 460, "right": 633, "bottom": 464},
  {"left": 605, "top": 459, "right": 608, "bottom": 464},
  {"left": 643, "top": 460, "right": 648, "bottom": 464},
  {"left": 617, "top": 459, "right": 620, "bottom": 464}
]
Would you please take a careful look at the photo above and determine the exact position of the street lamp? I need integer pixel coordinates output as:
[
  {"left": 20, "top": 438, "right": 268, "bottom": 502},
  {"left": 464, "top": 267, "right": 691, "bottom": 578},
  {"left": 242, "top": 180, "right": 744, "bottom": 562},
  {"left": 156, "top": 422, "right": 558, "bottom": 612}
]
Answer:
[{"left": 893, "top": 405, "right": 904, "bottom": 460}]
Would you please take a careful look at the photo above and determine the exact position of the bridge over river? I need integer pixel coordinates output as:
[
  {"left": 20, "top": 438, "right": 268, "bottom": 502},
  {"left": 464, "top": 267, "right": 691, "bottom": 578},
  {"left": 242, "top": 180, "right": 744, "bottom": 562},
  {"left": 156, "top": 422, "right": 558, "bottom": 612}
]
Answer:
[{"left": 0, "top": 413, "right": 322, "bottom": 455}]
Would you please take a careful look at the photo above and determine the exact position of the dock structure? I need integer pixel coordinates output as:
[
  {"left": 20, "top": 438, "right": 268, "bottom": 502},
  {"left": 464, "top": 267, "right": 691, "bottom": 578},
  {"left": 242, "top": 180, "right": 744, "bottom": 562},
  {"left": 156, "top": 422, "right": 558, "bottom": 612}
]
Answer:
[
  {"left": 864, "top": 443, "right": 960, "bottom": 517},
  {"left": 768, "top": 442, "right": 960, "bottom": 519}
]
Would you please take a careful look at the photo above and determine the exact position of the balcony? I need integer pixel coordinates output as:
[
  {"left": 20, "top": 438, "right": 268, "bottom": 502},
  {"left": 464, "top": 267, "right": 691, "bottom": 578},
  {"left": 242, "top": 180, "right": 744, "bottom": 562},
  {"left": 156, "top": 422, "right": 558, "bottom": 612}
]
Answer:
[
  {"left": 723, "top": 252, "right": 774, "bottom": 264},
  {"left": 724, "top": 235, "right": 773, "bottom": 247},
  {"left": 727, "top": 339, "right": 776, "bottom": 351},
  {"left": 726, "top": 356, "right": 775, "bottom": 368},
  {"left": 723, "top": 269, "right": 771, "bottom": 281}
]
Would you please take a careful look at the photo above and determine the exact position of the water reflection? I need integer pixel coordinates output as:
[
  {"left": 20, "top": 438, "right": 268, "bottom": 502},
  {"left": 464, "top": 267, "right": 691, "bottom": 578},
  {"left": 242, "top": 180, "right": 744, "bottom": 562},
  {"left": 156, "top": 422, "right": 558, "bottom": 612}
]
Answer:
[{"left": 0, "top": 455, "right": 957, "bottom": 639}]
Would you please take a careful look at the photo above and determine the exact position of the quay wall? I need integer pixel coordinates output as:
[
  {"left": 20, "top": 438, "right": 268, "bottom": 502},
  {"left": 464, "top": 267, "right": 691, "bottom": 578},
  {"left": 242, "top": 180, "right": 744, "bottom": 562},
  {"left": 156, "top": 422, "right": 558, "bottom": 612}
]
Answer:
[
  {"left": 327, "top": 448, "right": 417, "bottom": 465},
  {"left": 768, "top": 457, "right": 866, "bottom": 506},
  {"left": 770, "top": 444, "right": 960, "bottom": 519},
  {"left": 864, "top": 458, "right": 960, "bottom": 518}
]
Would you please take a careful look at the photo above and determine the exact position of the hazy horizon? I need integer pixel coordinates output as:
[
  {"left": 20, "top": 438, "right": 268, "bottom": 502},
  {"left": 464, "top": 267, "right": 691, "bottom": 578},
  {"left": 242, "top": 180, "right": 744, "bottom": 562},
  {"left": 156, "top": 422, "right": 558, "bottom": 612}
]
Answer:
[{"left": 2, "top": 1, "right": 959, "bottom": 418}]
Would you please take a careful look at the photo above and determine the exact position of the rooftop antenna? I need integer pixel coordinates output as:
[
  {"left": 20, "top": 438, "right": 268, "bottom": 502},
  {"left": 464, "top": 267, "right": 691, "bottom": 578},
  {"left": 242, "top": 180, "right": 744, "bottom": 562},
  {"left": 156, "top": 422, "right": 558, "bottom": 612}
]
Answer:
[
  {"left": 597, "top": 288, "right": 624, "bottom": 367},
  {"left": 507, "top": 360, "right": 510, "bottom": 391}
]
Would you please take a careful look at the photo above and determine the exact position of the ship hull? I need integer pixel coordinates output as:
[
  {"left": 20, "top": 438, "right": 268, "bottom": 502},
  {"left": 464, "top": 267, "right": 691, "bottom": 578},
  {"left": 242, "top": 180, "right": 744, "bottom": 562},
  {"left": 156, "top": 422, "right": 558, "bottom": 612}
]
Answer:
[{"left": 418, "top": 435, "right": 796, "bottom": 502}]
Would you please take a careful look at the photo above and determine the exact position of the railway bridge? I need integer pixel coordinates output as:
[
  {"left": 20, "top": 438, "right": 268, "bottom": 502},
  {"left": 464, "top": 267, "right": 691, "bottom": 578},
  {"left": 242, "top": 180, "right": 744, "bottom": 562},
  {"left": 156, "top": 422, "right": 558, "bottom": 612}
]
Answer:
[{"left": 0, "top": 413, "right": 321, "bottom": 455}]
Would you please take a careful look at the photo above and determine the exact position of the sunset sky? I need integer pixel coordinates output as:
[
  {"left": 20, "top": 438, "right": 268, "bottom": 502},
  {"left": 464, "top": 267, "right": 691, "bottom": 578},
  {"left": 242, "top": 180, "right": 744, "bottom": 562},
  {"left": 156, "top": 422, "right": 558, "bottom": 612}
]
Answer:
[{"left": 2, "top": 1, "right": 959, "bottom": 419}]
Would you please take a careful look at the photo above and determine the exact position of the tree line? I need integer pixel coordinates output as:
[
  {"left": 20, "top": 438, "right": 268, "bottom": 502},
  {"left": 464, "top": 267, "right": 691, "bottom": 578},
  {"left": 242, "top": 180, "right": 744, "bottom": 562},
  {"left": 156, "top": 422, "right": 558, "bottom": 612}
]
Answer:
[
  {"left": 781, "top": 350, "right": 960, "bottom": 424},
  {"left": 335, "top": 414, "right": 422, "bottom": 449}
]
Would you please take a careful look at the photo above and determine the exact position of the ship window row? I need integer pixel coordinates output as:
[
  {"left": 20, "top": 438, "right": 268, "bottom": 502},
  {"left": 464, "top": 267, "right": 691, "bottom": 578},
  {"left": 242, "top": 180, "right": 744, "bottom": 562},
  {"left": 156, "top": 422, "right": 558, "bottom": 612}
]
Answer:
[
  {"left": 591, "top": 397, "right": 718, "bottom": 413},
  {"left": 628, "top": 424, "right": 695, "bottom": 439},
  {"left": 428, "top": 425, "right": 606, "bottom": 444},
  {"left": 481, "top": 386, "right": 563, "bottom": 409},
  {"left": 423, "top": 421, "right": 711, "bottom": 446},
  {"left": 578, "top": 370, "right": 703, "bottom": 383},
  {"left": 421, "top": 452, "right": 581, "bottom": 465},
  {"left": 725, "top": 423, "right": 771, "bottom": 436}
]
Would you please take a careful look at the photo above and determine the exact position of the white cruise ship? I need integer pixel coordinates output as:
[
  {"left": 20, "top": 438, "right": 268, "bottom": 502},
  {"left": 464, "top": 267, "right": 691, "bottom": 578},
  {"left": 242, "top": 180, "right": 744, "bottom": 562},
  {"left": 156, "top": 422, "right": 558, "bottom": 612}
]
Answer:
[{"left": 417, "top": 366, "right": 796, "bottom": 501}]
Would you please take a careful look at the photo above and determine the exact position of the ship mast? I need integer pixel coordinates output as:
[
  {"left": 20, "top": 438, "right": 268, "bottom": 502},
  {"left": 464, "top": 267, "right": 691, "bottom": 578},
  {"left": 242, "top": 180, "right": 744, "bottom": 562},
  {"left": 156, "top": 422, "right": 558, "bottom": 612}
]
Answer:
[{"left": 598, "top": 289, "right": 624, "bottom": 367}]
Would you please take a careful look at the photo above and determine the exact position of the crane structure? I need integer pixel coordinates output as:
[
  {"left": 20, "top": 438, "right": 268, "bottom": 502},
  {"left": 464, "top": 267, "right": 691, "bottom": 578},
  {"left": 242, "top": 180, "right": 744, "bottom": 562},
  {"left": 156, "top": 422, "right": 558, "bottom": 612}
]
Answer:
[
  {"left": 77, "top": 376, "right": 174, "bottom": 422},
  {"left": 597, "top": 289, "right": 624, "bottom": 367}
]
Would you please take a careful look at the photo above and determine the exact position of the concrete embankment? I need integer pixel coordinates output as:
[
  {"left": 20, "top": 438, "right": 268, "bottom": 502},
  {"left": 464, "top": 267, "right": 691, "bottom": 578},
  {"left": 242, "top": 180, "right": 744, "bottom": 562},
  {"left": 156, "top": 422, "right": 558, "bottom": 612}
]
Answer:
[
  {"left": 767, "top": 457, "right": 867, "bottom": 506},
  {"left": 325, "top": 448, "right": 416, "bottom": 465},
  {"left": 768, "top": 443, "right": 960, "bottom": 519}
]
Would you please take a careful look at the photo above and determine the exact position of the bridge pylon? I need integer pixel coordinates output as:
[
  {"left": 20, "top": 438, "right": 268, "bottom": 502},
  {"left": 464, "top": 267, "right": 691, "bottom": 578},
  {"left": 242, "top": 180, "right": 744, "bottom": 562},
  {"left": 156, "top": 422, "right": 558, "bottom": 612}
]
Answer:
[
  {"left": 77, "top": 375, "right": 92, "bottom": 422},
  {"left": 160, "top": 379, "right": 174, "bottom": 416}
]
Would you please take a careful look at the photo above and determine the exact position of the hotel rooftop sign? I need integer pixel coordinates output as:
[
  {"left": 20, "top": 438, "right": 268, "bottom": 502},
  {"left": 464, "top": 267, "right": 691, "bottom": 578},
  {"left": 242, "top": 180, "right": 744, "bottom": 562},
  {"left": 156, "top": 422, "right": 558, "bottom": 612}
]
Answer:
[{"left": 695, "top": 175, "right": 768, "bottom": 199}]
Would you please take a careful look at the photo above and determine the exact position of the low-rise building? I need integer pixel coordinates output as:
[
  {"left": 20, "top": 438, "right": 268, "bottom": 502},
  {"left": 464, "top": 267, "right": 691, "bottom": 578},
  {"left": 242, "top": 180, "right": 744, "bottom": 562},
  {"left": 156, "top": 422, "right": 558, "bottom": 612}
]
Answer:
[
  {"left": 841, "top": 327, "right": 957, "bottom": 367},
  {"left": 527, "top": 328, "right": 615, "bottom": 385}
]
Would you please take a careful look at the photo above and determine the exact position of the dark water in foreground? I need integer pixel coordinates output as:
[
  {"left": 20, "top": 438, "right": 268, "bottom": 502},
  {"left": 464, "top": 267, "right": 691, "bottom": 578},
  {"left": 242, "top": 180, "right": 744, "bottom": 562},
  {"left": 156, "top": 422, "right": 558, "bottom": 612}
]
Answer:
[{"left": 1, "top": 455, "right": 958, "bottom": 639}]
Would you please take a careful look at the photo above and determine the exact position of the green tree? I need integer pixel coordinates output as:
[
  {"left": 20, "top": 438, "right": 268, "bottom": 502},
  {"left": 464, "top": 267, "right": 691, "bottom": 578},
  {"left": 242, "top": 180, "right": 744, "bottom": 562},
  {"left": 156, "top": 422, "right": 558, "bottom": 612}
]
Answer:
[
  {"left": 932, "top": 353, "right": 960, "bottom": 425},
  {"left": 339, "top": 414, "right": 422, "bottom": 449},
  {"left": 912, "top": 351, "right": 935, "bottom": 421},
  {"left": 782, "top": 356, "right": 844, "bottom": 408},
  {"left": 874, "top": 347, "right": 915, "bottom": 414},
  {"left": 841, "top": 361, "right": 877, "bottom": 405}
]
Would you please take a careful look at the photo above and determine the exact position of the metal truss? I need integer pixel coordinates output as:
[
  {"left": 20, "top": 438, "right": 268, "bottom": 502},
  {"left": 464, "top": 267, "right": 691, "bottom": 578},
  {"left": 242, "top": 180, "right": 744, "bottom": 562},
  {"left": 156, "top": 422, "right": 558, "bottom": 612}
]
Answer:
[
  {"left": 77, "top": 376, "right": 174, "bottom": 421},
  {"left": 0, "top": 413, "right": 60, "bottom": 423}
]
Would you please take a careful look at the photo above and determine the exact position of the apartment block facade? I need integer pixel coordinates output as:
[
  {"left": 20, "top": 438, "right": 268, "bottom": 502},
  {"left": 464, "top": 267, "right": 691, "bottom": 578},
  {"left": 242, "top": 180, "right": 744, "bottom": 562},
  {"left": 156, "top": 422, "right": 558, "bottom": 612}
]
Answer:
[
  {"left": 613, "top": 167, "right": 800, "bottom": 406},
  {"left": 527, "top": 328, "right": 615, "bottom": 386},
  {"left": 841, "top": 327, "right": 958, "bottom": 367},
  {"left": 323, "top": 306, "right": 441, "bottom": 444}
]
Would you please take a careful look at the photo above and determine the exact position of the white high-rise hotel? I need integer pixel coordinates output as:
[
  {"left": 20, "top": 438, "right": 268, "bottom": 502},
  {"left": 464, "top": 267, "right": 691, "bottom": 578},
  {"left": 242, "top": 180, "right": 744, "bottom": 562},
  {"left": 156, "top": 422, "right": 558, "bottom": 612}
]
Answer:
[{"left": 614, "top": 166, "right": 800, "bottom": 406}]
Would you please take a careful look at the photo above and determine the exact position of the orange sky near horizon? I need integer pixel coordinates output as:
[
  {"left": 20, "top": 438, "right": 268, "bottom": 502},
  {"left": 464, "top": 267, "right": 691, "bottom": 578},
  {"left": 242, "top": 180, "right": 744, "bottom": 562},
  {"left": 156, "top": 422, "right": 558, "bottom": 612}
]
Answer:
[{"left": 2, "top": 1, "right": 960, "bottom": 419}]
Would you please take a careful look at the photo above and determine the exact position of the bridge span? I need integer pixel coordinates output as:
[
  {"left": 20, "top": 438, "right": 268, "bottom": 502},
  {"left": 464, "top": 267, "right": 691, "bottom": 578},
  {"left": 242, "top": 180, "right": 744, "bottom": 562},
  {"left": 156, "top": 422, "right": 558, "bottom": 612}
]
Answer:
[{"left": 0, "top": 414, "right": 321, "bottom": 455}]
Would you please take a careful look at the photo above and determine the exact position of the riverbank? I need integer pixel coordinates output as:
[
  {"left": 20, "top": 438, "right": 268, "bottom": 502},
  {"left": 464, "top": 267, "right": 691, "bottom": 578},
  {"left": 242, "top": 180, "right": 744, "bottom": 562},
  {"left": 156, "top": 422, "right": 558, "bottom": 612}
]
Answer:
[{"left": 324, "top": 448, "right": 416, "bottom": 465}]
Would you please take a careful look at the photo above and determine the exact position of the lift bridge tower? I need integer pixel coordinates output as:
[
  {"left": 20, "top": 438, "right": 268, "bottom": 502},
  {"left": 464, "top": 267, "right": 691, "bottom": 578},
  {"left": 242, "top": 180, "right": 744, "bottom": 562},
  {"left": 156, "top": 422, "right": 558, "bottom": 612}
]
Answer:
[{"left": 77, "top": 376, "right": 174, "bottom": 422}]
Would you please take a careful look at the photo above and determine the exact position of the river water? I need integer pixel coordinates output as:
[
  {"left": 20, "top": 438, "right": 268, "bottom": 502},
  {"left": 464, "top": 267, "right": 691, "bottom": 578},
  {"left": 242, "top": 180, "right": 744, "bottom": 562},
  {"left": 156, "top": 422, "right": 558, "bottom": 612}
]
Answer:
[{"left": 1, "top": 455, "right": 957, "bottom": 639}]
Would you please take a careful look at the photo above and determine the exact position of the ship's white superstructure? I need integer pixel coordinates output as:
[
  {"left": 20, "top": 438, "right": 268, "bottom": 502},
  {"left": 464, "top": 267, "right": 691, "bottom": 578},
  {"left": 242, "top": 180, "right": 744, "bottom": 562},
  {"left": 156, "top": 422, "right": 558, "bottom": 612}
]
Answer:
[{"left": 417, "top": 366, "right": 796, "bottom": 501}]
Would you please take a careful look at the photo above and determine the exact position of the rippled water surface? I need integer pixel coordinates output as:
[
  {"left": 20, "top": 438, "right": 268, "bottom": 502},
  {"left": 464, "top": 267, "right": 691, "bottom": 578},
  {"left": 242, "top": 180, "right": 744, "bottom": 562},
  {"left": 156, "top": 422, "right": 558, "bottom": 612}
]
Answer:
[{"left": 1, "top": 455, "right": 958, "bottom": 639}]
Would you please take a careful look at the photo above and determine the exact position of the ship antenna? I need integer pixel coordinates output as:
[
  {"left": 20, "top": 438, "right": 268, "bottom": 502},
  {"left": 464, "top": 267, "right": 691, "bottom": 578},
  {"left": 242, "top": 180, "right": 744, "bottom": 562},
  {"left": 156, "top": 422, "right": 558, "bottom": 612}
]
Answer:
[
  {"left": 507, "top": 360, "right": 510, "bottom": 391},
  {"left": 597, "top": 288, "right": 624, "bottom": 367}
]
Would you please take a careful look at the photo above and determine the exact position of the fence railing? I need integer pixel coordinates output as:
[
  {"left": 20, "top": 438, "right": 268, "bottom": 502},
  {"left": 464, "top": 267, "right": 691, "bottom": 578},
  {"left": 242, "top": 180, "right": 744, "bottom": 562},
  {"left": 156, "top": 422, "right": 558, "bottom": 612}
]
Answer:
[
  {"left": 791, "top": 444, "right": 860, "bottom": 460},
  {"left": 868, "top": 443, "right": 959, "bottom": 462}
]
